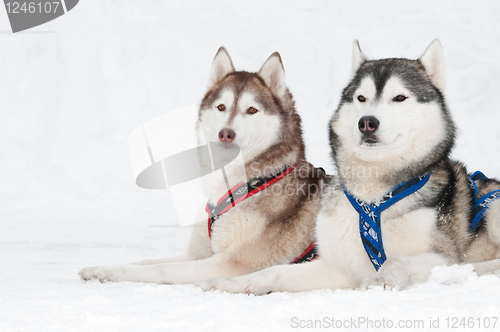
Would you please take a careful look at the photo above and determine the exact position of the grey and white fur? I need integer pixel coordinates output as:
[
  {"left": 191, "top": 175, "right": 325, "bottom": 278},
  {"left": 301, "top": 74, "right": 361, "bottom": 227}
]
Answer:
[{"left": 197, "top": 39, "right": 500, "bottom": 294}]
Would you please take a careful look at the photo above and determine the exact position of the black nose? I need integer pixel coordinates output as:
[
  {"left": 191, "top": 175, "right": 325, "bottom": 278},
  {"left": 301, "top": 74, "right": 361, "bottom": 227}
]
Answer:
[
  {"left": 358, "top": 116, "right": 379, "bottom": 133},
  {"left": 219, "top": 128, "right": 236, "bottom": 143}
]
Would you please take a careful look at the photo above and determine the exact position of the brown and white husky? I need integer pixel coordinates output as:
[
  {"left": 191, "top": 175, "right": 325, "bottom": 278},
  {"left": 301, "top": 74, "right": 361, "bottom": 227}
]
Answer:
[{"left": 79, "top": 47, "right": 326, "bottom": 284}]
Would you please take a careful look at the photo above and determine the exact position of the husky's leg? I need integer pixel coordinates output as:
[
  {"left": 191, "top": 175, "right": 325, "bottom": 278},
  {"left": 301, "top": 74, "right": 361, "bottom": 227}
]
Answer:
[
  {"left": 360, "top": 253, "right": 448, "bottom": 290},
  {"left": 79, "top": 224, "right": 211, "bottom": 279},
  {"left": 129, "top": 222, "right": 213, "bottom": 265},
  {"left": 196, "top": 259, "right": 354, "bottom": 295},
  {"left": 486, "top": 199, "right": 500, "bottom": 252},
  {"left": 79, "top": 253, "right": 251, "bottom": 284},
  {"left": 472, "top": 200, "right": 500, "bottom": 275},
  {"left": 472, "top": 259, "right": 500, "bottom": 276}
]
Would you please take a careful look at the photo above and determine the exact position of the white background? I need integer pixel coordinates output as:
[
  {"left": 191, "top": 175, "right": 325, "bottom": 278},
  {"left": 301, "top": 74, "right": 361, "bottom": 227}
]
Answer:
[{"left": 1, "top": 1, "right": 500, "bottom": 331}]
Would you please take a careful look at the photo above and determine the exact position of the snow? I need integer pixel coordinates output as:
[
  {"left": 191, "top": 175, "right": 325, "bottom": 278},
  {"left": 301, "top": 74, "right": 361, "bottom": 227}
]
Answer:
[{"left": 1, "top": 0, "right": 500, "bottom": 331}]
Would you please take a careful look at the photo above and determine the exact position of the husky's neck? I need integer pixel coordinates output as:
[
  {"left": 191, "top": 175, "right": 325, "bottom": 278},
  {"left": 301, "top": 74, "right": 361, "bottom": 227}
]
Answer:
[
  {"left": 335, "top": 150, "right": 440, "bottom": 203},
  {"left": 203, "top": 147, "right": 301, "bottom": 203}
]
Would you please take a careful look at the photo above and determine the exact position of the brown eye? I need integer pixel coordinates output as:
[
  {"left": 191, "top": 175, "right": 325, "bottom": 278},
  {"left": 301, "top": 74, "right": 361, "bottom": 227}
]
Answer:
[
  {"left": 247, "top": 107, "right": 258, "bottom": 114},
  {"left": 357, "top": 95, "right": 366, "bottom": 102},
  {"left": 393, "top": 95, "right": 407, "bottom": 102},
  {"left": 217, "top": 104, "right": 226, "bottom": 111}
]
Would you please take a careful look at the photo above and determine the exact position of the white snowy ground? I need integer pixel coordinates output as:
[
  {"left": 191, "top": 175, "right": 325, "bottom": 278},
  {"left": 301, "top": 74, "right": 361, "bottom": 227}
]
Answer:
[{"left": 1, "top": 1, "right": 500, "bottom": 331}]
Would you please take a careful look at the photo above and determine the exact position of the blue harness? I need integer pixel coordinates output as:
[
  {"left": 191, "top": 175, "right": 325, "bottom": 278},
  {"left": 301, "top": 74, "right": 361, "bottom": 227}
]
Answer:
[
  {"left": 469, "top": 171, "right": 500, "bottom": 232},
  {"left": 341, "top": 174, "right": 431, "bottom": 270}
]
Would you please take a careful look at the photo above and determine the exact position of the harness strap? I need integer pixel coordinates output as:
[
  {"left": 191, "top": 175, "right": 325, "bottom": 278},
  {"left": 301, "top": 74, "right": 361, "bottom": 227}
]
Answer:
[
  {"left": 290, "top": 240, "right": 319, "bottom": 264},
  {"left": 206, "top": 165, "right": 296, "bottom": 238},
  {"left": 205, "top": 164, "right": 320, "bottom": 265},
  {"left": 342, "top": 173, "right": 431, "bottom": 270},
  {"left": 469, "top": 171, "right": 500, "bottom": 232}
]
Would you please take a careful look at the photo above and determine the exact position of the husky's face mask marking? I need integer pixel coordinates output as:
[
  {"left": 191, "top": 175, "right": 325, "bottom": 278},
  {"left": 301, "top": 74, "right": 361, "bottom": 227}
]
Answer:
[
  {"left": 331, "top": 40, "right": 455, "bottom": 164},
  {"left": 201, "top": 87, "right": 281, "bottom": 153},
  {"left": 200, "top": 48, "right": 288, "bottom": 158},
  {"left": 349, "top": 75, "right": 427, "bottom": 149}
]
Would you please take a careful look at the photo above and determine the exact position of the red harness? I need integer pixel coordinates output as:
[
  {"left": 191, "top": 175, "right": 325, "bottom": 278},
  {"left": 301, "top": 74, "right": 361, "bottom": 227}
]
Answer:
[{"left": 205, "top": 165, "right": 318, "bottom": 264}]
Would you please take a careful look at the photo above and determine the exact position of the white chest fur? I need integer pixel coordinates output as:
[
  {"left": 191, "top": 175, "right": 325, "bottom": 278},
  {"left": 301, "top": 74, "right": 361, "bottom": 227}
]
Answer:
[
  {"left": 208, "top": 199, "right": 267, "bottom": 253},
  {"left": 316, "top": 186, "right": 437, "bottom": 282}
]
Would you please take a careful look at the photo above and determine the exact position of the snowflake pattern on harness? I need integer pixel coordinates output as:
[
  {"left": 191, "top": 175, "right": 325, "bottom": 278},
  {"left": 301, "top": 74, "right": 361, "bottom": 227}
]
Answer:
[
  {"left": 469, "top": 171, "right": 500, "bottom": 232},
  {"left": 357, "top": 199, "right": 377, "bottom": 221},
  {"left": 250, "top": 179, "right": 260, "bottom": 186},
  {"left": 235, "top": 187, "right": 248, "bottom": 196},
  {"left": 373, "top": 192, "right": 394, "bottom": 207},
  {"left": 341, "top": 173, "right": 431, "bottom": 270},
  {"left": 480, "top": 191, "right": 500, "bottom": 208}
]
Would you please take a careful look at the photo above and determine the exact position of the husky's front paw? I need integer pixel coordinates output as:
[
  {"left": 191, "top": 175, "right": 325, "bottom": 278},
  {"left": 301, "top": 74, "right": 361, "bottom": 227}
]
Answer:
[
  {"left": 196, "top": 276, "right": 266, "bottom": 295},
  {"left": 195, "top": 278, "right": 230, "bottom": 292},
  {"left": 79, "top": 265, "right": 135, "bottom": 283},
  {"left": 360, "top": 258, "right": 411, "bottom": 290},
  {"left": 78, "top": 266, "right": 100, "bottom": 281},
  {"left": 360, "top": 273, "right": 401, "bottom": 290}
]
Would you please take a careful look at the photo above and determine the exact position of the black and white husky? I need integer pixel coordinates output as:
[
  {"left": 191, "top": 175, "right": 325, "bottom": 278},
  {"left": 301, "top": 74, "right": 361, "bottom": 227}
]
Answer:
[
  {"left": 79, "top": 48, "right": 325, "bottom": 284},
  {"left": 197, "top": 40, "right": 500, "bottom": 294}
]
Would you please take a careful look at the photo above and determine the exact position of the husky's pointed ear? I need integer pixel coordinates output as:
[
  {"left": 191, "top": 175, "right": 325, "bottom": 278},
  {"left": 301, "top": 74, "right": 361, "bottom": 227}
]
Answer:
[
  {"left": 258, "top": 52, "right": 286, "bottom": 98},
  {"left": 352, "top": 40, "right": 368, "bottom": 78},
  {"left": 419, "top": 39, "right": 445, "bottom": 91},
  {"left": 207, "top": 47, "right": 235, "bottom": 90}
]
